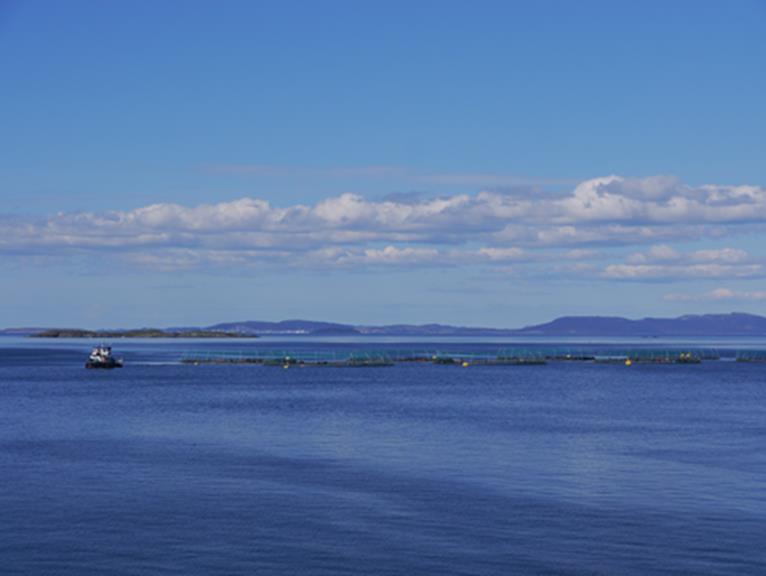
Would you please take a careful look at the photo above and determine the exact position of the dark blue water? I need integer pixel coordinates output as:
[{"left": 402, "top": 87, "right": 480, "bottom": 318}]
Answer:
[{"left": 1, "top": 339, "right": 765, "bottom": 575}]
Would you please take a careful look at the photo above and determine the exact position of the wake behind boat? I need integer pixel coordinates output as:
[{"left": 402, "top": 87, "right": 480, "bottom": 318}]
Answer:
[{"left": 85, "top": 345, "right": 123, "bottom": 369}]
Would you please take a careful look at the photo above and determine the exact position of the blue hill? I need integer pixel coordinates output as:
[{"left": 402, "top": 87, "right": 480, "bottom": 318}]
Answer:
[{"left": 516, "top": 313, "right": 766, "bottom": 336}]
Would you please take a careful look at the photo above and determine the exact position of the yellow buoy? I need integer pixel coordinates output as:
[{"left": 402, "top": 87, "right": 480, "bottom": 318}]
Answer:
[
  {"left": 462, "top": 361, "right": 469, "bottom": 368},
  {"left": 625, "top": 359, "right": 632, "bottom": 367}
]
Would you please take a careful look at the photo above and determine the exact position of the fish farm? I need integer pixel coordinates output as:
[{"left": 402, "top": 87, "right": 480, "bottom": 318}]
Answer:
[
  {"left": 735, "top": 350, "right": 766, "bottom": 363},
  {"left": 175, "top": 345, "right": 763, "bottom": 368}
]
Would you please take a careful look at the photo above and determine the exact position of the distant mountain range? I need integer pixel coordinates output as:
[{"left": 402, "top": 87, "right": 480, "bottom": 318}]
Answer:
[
  {"left": 208, "top": 313, "right": 766, "bottom": 336},
  {"left": 4, "top": 313, "right": 766, "bottom": 337},
  {"left": 206, "top": 320, "right": 519, "bottom": 336},
  {"left": 515, "top": 313, "right": 766, "bottom": 336}
]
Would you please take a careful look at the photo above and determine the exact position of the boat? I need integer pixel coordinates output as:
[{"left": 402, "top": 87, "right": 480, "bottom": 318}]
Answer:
[{"left": 85, "top": 345, "right": 123, "bottom": 369}]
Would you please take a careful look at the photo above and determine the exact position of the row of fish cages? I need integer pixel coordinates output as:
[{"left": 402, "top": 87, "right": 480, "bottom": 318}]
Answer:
[
  {"left": 180, "top": 346, "right": 733, "bottom": 368},
  {"left": 181, "top": 348, "right": 554, "bottom": 368},
  {"left": 474, "top": 347, "right": 719, "bottom": 365},
  {"left": 735, "top": 350, "right": 766, "bottom": 363},
  {"left": 591, "top": 349, "right": 720, "bottom": 365},
  {"left": 182, "top": 350, "right": 395, "bottom": 368}
]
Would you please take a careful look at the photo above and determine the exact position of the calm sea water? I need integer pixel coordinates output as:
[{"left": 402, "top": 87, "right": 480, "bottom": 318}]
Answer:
[{"left": 1, "top": 338, "right": 765, "bottom": 575}]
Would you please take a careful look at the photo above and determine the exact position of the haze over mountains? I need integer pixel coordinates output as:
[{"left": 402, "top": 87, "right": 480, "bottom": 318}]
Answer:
[
  {"left": 9, "top": 312, "right": 766, "bottom": 337},
  {"left": 208, "top": 313, "right": 766, "bottom": 337},
  {"left": 6, "top": 313, "right": 764, "bottom": 337},
  {"left": 514, "top": 313, "right": 766, "bottom": 336}
]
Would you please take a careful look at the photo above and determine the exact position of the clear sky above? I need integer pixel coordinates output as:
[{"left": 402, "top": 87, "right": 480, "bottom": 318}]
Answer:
[{"left": 1, "top": 0, "right": 765, "bottom": 328}]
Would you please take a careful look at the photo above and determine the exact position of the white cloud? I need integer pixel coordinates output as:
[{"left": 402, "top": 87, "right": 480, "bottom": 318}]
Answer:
[
  {"left": 333, "top": 245, "right": 442, "bottom": 267},
  {"left": 691, "top": 248, "right": 749, "bottom": 263},
  {"left": 476, "top": 247, "right": 526, "bottom": 261},
  {"left": 628, "top": 244, "right": 681, "bottom": 263},
  {"left": 1, "top": 175, "right": 765, "bottom": 275},
  {"left": 606, "top": 245, "right": 760, "bottom": 280},
  {"left": 602, "top": 245, "right": 764, "bottom": 281},
  {"left": 626, "top": 245, "right": 749, "bottom": 265},
  {"left": 665, "top": 288, "right": 766, "bottom": 302},
  {"left": 602, "top": 263, "right": 764, "bottom": 280}
]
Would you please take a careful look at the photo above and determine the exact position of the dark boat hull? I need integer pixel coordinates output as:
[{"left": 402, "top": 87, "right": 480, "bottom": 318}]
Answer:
[{"left": 85, "top": 360, "right": 123, "bottom": 369}]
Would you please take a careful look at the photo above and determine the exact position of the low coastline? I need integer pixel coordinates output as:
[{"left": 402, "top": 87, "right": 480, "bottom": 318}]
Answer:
[{"left": 31, "top": 329, "right": 255, "bottom": 339}]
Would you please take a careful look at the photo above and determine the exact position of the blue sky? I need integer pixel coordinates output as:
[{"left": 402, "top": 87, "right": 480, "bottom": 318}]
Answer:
[{"left": 1, "top": 0, "right": 765, "bottom": 328}]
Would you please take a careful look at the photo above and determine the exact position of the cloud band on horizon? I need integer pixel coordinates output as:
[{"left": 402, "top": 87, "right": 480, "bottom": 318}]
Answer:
[{"left": 2, "top": 175, "right": 764, "bottom": 280}]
